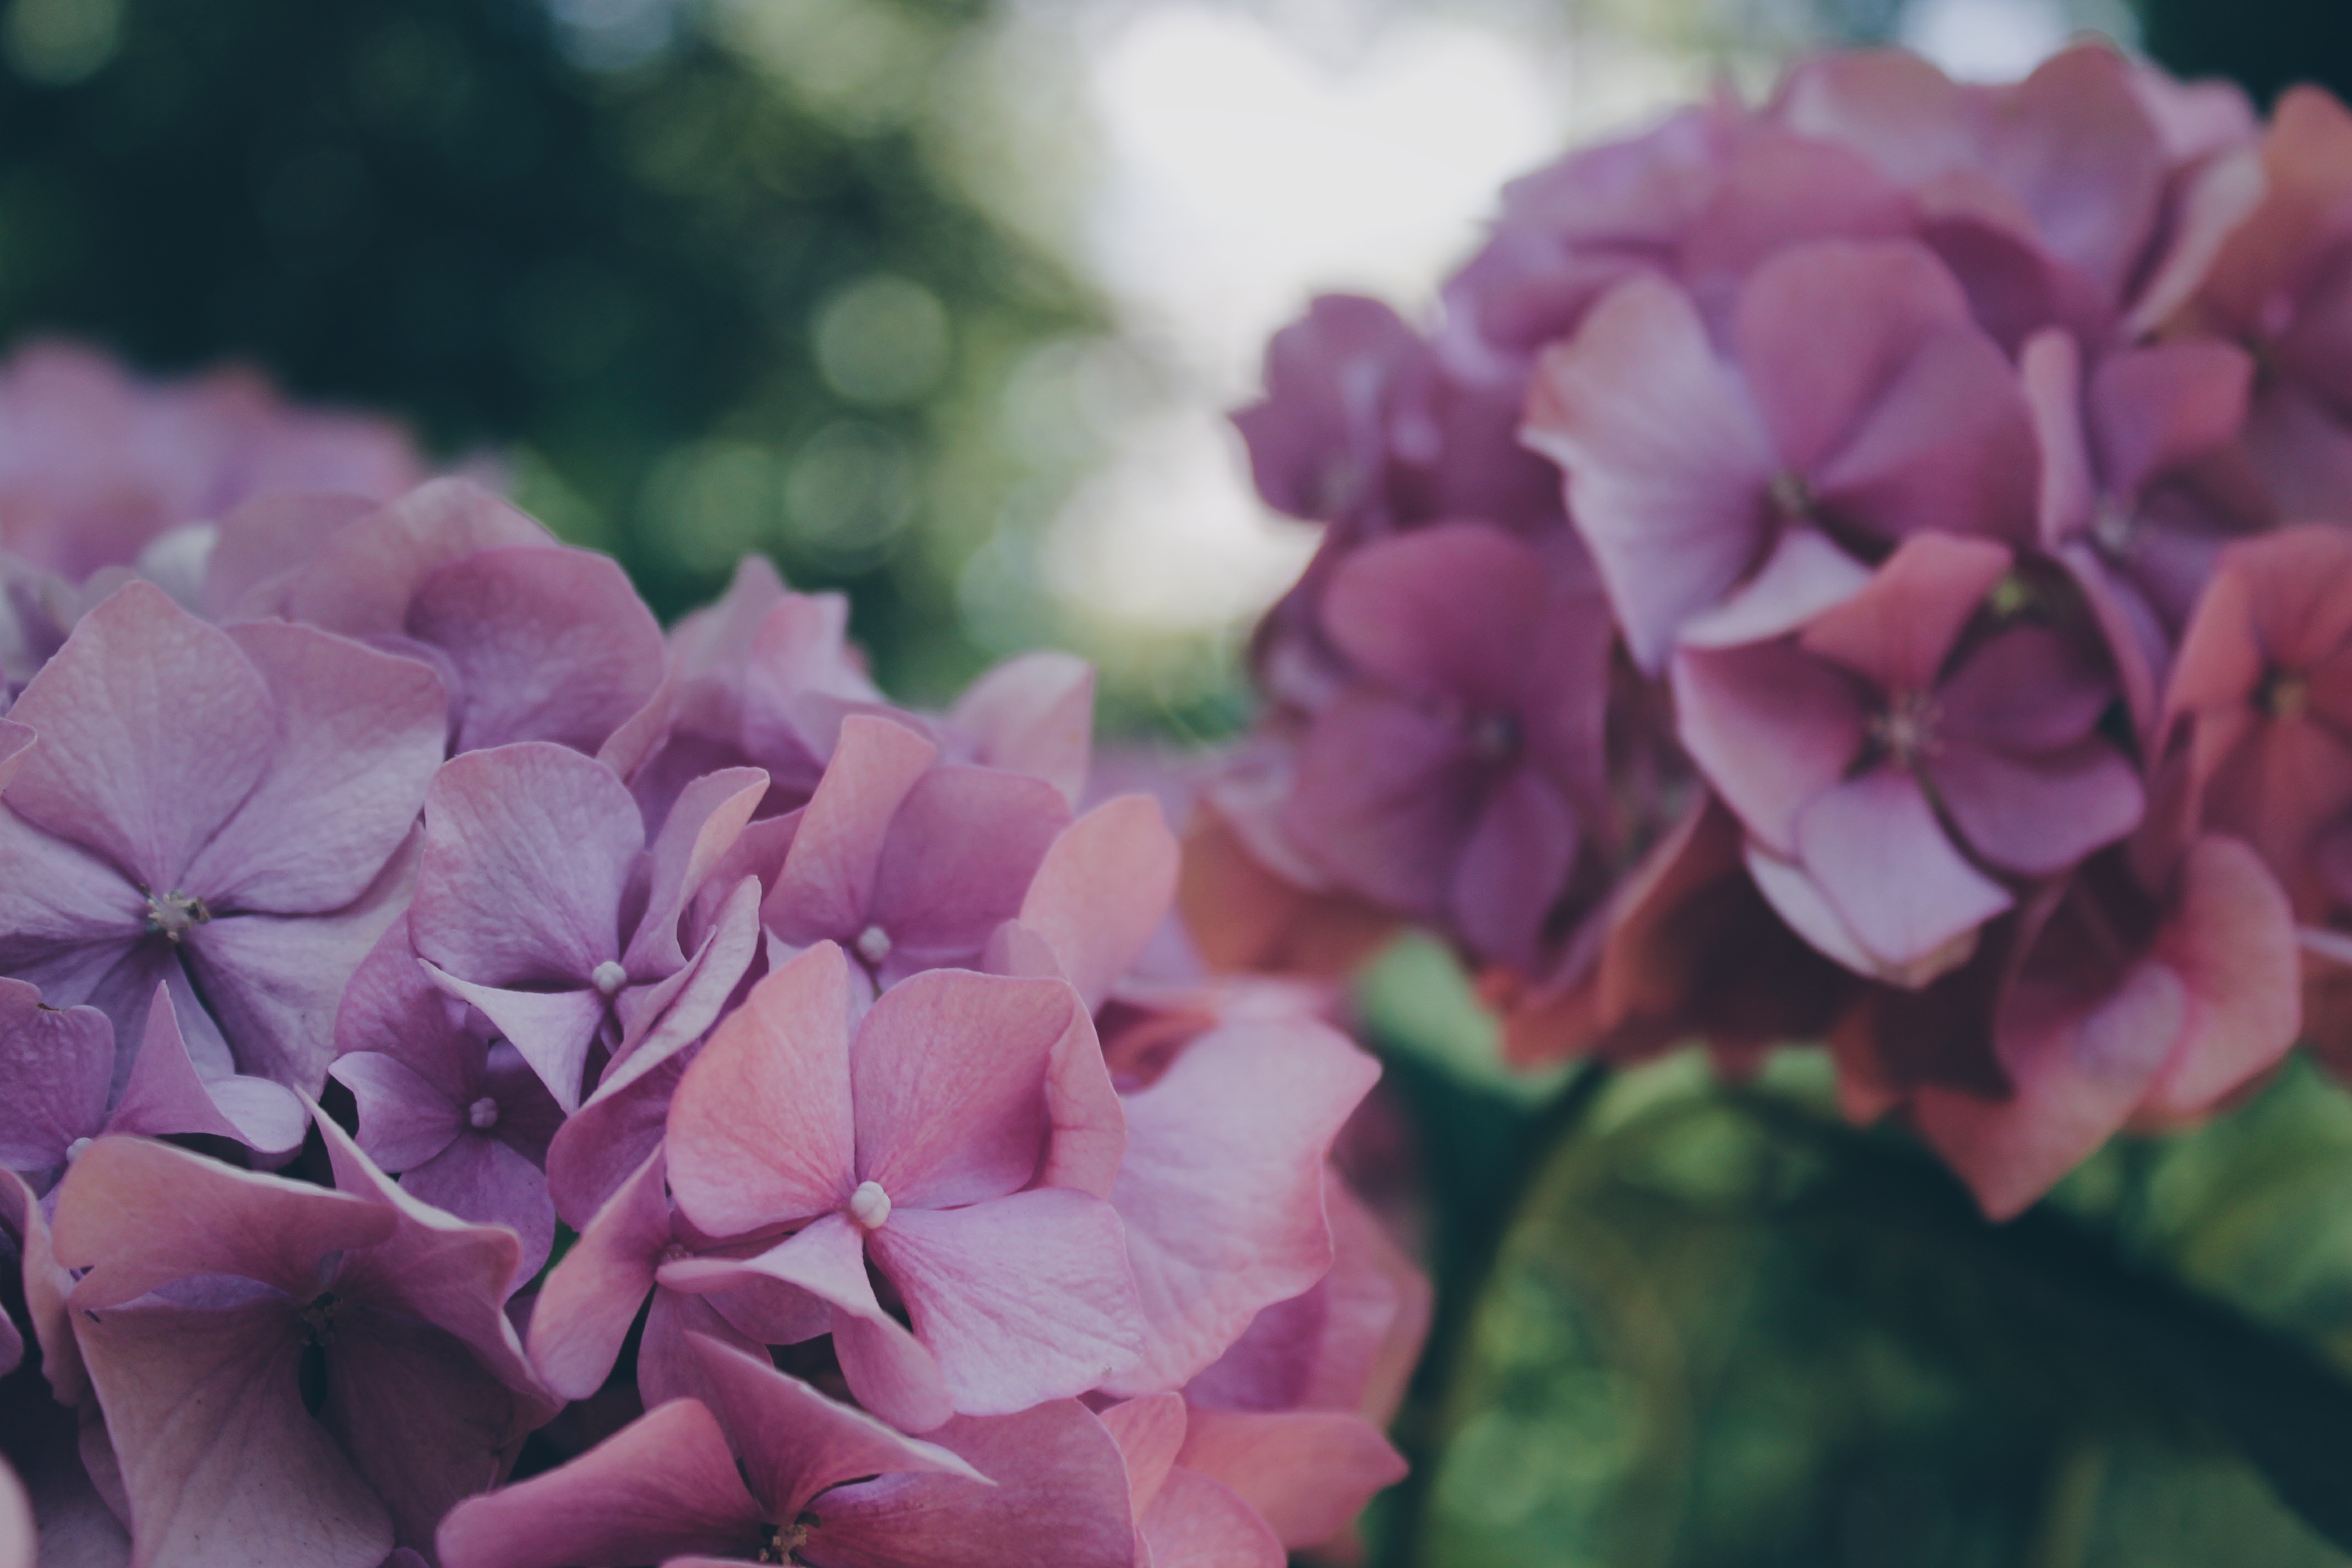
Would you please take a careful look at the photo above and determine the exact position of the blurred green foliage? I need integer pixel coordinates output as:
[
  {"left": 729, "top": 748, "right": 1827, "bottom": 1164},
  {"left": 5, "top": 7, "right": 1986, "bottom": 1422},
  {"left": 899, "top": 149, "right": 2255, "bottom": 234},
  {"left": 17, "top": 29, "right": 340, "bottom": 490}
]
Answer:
[{"left": 0, "top": 0, "right": 1098, "bottom": 696}]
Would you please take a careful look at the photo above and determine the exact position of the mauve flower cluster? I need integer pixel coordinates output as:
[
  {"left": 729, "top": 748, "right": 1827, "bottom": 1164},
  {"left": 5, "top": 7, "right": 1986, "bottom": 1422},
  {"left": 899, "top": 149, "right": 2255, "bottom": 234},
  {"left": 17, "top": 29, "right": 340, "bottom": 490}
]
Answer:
[
  {"left": 1201, "top": 42, "right": 2352, "bottom": 1219},
  {"left": 0, "top": 460, "right": 1423, "bottom": 1566}
]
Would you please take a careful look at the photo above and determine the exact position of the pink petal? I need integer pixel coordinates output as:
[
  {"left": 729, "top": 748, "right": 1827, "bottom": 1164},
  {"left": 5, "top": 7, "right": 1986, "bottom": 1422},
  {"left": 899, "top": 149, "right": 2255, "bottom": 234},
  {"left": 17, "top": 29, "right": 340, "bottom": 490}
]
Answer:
[
  {"left": 1794, "top": 770, "right": 2013, "bottom": 972},
  {"left": 529, "top": 1147, "right": 672, "bottom": 1401},
  {"left": 0, "top": 719, "right": 32, "bottom": 792},
  {"left": 689, "top": 1335, "right": 982, "bottom": 1520},
  {"left": 636, "top": 1286, "right": 767, "bottom": 1410},
  {"left": 2020, "top": 329, "right": 2098, "bottom": 546},
  {"left": 199, "top": 490, "right": 378, "bottom": 618},
  {"left": 2139, "top": 835, "right": 2302, "bottom": 1117},
  {"left": 406, "top": 546, "right": 665, "bottom": 755},
  {"left": 607, "top": 875, "right": 763, "bottom": 1091},
  {"left": 852, "top": 968, "right": 1077, "bottom": 1210},
  {"left": 812, "top": 1400, "right": 1137, "bottom": 1568},
  {"left": 282, "top": 479, "right": 552, "bottom": 638},
  {"left": 1175, "top": 1409, "right": 1406, "bottom": 1550},
  {"left": 1679, "top": 126, "right": 1914, "bottom": 286},
  {"left": 435, "top": 1398, "right": 766, "bottom": 1568},
  {"left": 1797, "top": 532, "right": 2014, "bottom": 693},
  {"left": 1932, "top": 737, "right": 2144, "bottom": 875},
  {"left": 546, "top": 1047, "right": 685, "bottom": 1229},
  {"left": 1103, "top": 1020, "right": 1380, "bottom": 1397},
  {"left": 51, "top": 1136, "right": 393, "bottom": 1308},
  {"left": 949, "top": 650, "right": 1096, "bottom": 809},
  {"left": 1019, "top": 795, "right": 1181, "bottom": 1013},
  {"left": 1282, "top": 689, "right": 1485, "bottom": 917},
  {"left": 763, "top": 713, "right": 938, "bottom": 945},
  {"left": 1138, "top": 1468, "right": 1287, "bottom": 1568},
  {"left": 1521, "top": 273, "right": 1777, "bottom": 669},
  {"left": 412, "top": 743, "right": 644, "bottom": 987},
  {"left": 667, "top": 943, "right": 857, "bottom": 1237},
  {"left": 0, "top": 1456, "right": 28, "bottom": 1568},
  {"left": 0, "top": 976, "right": 110, "bottom": 1173},
  {"left": 181, "top": 621, "right": 445, "bottom": 914},
  {"left": 868, "top": 1190, "right": 1146, "bottom": 1414},
  {"left": 3, "top": 580, "right": 271, "bottom": 888},
  {"left": 1669, "top": 641, "right": 1866, "bottom": 856},
  {"left": 1318, "top": 523, "right": 1550, "bottom": 710},
  {"left": 70, "top": 1284, "right": 394, "bottom": 1568}
]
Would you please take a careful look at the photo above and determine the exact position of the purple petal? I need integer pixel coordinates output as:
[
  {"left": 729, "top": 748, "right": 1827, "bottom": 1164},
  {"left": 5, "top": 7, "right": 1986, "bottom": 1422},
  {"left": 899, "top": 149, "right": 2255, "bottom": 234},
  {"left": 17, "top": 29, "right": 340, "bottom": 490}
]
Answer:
[
  {"left": 0, "top": 976, "right": 110, "bottom": 1173},
  {"left": 852, "top": 969, "right": 1076, "bottom": 1210},
  {"left": 105, "top": 982, "right": 304, "bottom": 1157},
  {"left": 179, "top": 622, "right": 445, "bottom": 914},
  {"left": 282, "top": 479, "right": 552, "bottom": 638},
  {"left": 1933, "top": 737, "right": 2144, "bottom": 875},
  {"left": 1670, "top": 641, "right": 1866, "bottom": 857},
  {"left": 434, "top": 1398, "right": 765, "bottom": 1568},
  {"left": 1318, "top": 523, "right": 1551, "bottom": 713},
  {"left": 70, "top": 1284, "right": 394, "bottom": 1568},
  {"left": 331, "top": 1051, "right": 465, "bottom": 1171},
  {"left": 412, "top": 743, "right": 643, "bottom": 988},
  {"left": 624, "top": 767, "right": 769, "bottom": 976},
  {"left": 546, "top": 1047, "right": 684, "bottom": 1229},
  {"left": 1520, "top": 274, "right": 1777, "bottom": 669},
  {"left": 868, "top": 766, "right": 1071, "bottom": 974},
  {"left": 1793, "top": 769, "right": 2014, "bottom": 973},
  {"left": 0, "top": 718, "right": 31, "bottom": 791},
  {"left": 1447, "top": 768, "right": 1580, "bottom": 969},
  {"left": 948, "top": 650, "right": 1096, "bottom": 809},
  {"left": 405, "top": 546, "right": 666, "bottom": 755},
  {"left": 400, "top": 1135, "right": 558, "bottom": 1286},
  {"left": 3, "top": 580, "right": 272, "bottom": 888},
  {"left": 420, "top": 968, "right": 608, "bottom": 1117}
]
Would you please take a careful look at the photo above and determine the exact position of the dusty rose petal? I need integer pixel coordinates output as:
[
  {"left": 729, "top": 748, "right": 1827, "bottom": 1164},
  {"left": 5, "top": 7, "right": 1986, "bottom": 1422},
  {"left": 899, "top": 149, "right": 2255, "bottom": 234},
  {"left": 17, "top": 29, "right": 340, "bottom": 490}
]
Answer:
[
  {"left": 949, "top": 650, "right": 1096, "bottom": 809},
  {"left": 1177, "top": 1409, "right": 1409, "bottom": 1550},
  {"left": 1795, "top": 532, "right": 2013, "bottom": 693},
  {"left": 529, "top": 1147, "right": 672, "bottom": 1401},
  {"left": 764, "top": 715, "right": 937, "bottom": 945},
  {"left": 1018, "top": 795, "right": 1182, "bottom": 1012}
]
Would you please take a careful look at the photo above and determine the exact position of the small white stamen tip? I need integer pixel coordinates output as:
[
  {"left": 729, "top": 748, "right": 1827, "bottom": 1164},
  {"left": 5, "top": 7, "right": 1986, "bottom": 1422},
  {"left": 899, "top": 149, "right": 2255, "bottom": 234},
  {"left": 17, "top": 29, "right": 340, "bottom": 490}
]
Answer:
[
  {"left": 467, "top": 1096, "right": 500, "bottom": 1131},
  {"left": 65, "top": 1136, "right": 91, "bottom": 1163},
  {"left": 847, "top": 1180, "right": 892, "bottom": 1231},
  {"left": 590, "top": 960, "right": 628, "bottom": 997},
  {"left": 854, "top": 924, "right": 892, "bottom": 965}
]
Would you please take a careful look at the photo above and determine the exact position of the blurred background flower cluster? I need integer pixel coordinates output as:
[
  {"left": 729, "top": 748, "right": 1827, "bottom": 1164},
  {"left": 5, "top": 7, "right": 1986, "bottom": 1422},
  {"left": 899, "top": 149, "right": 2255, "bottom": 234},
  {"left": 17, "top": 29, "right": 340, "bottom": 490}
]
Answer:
[{"left": 7, "top": 1, "right": 2352, "bottom": 1565}]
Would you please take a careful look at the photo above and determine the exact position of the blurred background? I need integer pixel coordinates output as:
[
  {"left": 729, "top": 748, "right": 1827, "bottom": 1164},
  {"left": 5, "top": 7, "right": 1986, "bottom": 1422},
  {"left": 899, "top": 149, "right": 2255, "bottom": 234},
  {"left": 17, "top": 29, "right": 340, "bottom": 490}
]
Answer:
[{"left": 7, "top": 2, "right": 2352, "bottom": 1564}]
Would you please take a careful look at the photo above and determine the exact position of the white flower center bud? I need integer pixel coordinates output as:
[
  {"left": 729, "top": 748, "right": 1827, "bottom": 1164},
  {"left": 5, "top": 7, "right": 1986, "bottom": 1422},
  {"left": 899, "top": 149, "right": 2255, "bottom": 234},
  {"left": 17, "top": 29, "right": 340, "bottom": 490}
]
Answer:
[
  {"left": 847, "top": 1180, "right": 892, "bottom": 1231},
  {"left": 854, "top": 924, "right": 892, "bottom": 966},
  {"left": 467, "top": 1096, "right": 500, "bottom": 1131},
  {"left": 590, "top": 960, "right": 628, "bottom": 996},
  {"left": 65, "top": 1136, "right": 91, "bottom": 1163}
]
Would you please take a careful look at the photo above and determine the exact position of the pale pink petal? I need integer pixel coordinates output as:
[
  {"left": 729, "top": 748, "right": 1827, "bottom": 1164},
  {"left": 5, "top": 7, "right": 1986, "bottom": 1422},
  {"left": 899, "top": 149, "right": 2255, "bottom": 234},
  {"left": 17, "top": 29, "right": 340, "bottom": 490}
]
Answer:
[
  {"left": 689, "top": 1336, "right": 982, "bottom": 1520},
  {"left": 1099, "top": 1392, "right": 1188, "bottom": 1517},
  {"left": 852, "top": 968, "right": 1076, "bottom": 1210},
  {"left": 1175, "top": 1409, "right": 1406, "bottom": 1550},
  {"left": 950, "top": 650, "right": 1096, "bottom": 808},
  {"left": 1669, "top": 641, "right": 1866, "bottom": 856},
  {"left": 51, "top": 1136, "right": 392, "bottom": 1308},
  {"left": 1138, "top": 1468, "right": 1286, "bottom": 1568},
  {"left": 811, "top": 1400, "right": 1137, "bottom": 1568},
  {"left": 435, "top": 1399, "right": 766, "bottom": 1568},
  {"left": 667, "top": 944, "right": 857, "bottom": 1237},
  {"left": 1103, "top": 1021, "right": 1380, "bottom": 1396},
  {"left": 406, "top": 546, "right": 665, "bottom": 755},
  {"left": 182, "top": 621, "right": 445, "bottom": 913},
  {"left": 529, "top": 1147, "right": 672, "bottom": 1401},
  {"left": 3, "top": 580, "right": 271, "bottom": 888},
  {"left": 1521, "top": 274, "right": 1777, "bottom": 669},
  {"left": 1794, "top": 770, "right": 2014, "bottom": 972},
  {"left": 70, "top": 1286, "right": 394, "bottom": 1568},
  {"left": 1019, "top": 795, "right": 1182, "bottom": 1012},
  {"left": 411, "top": 743, "right": 643, "bottom": 986},
  {"left": 868, "top": 1190, "right": 1146, "bottom": 1414}
]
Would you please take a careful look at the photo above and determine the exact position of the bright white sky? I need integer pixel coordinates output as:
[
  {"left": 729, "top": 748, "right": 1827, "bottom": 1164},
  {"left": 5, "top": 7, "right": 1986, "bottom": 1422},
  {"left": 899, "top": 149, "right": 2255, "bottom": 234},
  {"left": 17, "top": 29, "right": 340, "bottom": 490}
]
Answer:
[{"left": 1019, "top": 0, "right": 2081, "bottom": 635}]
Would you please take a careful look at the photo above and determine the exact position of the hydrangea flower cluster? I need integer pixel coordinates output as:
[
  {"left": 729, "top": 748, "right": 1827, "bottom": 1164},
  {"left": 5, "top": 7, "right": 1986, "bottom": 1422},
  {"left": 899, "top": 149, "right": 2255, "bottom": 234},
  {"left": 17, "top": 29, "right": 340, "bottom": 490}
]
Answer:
[
  {"left": 0, "top": 463, "right": 1422, "bottom": 1566},
  {"left": 1202, "top": 42, "right": 2352, "bottom": 1219}
]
